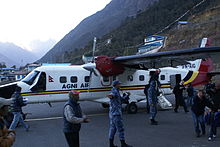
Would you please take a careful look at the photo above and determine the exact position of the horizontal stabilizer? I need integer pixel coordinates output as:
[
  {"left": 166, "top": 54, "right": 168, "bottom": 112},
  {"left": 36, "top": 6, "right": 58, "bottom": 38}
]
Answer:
[{"left": 208, "top": 71, "right": 220, "bottom": 76}]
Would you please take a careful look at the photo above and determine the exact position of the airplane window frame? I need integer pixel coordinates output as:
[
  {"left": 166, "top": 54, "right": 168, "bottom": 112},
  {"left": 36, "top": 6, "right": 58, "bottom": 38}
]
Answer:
[
  {"left": 22, "top": 70, "right": 40, "bottom": 85},
  {"left": 113, "top": 76, "right": 117, "bottom": 81},
  {"left": 70, "top": 76, "right": 78, "bottom": 83},
  {"left": 60, "top": 76, "right": 67, "bottom": 83},
  {"left": 84, "top": 76, "right": 90, "bottom": 82},
  {"left": 30, "top": 72, "right": 46, "bottom": 92},
  {"left": 103, "top": 76, "right": 110, "bottom": 82},
  {"left": 139, "top": 75, "right": 145, "bottom": 81},
  {"left": 160, "top": 75, "right": 165, "bottom": 81},
  {"left": 127, "top": 75, "right": 133, "bottom": 81}
]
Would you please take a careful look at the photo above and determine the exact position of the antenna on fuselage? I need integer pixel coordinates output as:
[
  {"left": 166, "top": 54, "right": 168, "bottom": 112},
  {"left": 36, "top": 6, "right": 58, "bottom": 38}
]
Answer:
[{"left": 92, "top": 37, "right": 96, "bottom": 63}]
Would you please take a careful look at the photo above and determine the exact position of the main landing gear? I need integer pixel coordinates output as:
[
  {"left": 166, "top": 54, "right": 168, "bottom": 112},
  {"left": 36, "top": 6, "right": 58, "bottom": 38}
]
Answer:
[
  {"left": 126, "top": 102, "right": 137, "bottom": 114},
  {"left": 101, "top": 102, "right": 138, "bottom": 114},
  {"left": 102, "top": 103, "right": 110, "bottom": 108}
]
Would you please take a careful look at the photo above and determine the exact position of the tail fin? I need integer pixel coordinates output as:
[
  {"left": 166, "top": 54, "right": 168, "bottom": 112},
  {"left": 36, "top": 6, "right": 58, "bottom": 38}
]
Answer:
[
  {"left": 182, "top": 58, "right": 213, "bottom": 72},
  {"left": 200, "top": 38, "right": 211, "bottom": 48},
  {"left": 198, "top": 58, "right": 213, "bottom": 73},
  {"left": 191, "top": 58, "right": 213, "bottom": 86}
]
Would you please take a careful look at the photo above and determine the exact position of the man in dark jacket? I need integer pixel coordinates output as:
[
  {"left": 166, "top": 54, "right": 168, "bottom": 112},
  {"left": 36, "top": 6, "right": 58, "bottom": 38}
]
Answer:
[
  {"left": 63, "top": 90, "right": 90, "bottom": 147},
  {"left": 9, "top": 86, "right": 29, "bottom": 131},
  {"left": 208, "top": 84, "right": 220, "bottom": 141},
  {"left": 0, "top": 97, "right": 15, "bottom": 147},
  {"left": 186, "top": 83, "right": 195, "bottom": 107},
  {"left": 173, "top": 81, "right": 189, "bottom": 113},
  {"left": 205, "top": 81, "right": 216, "bottom": 99},
  {"left": 191, "top": 90, "right": 213, "bottom": 137}
]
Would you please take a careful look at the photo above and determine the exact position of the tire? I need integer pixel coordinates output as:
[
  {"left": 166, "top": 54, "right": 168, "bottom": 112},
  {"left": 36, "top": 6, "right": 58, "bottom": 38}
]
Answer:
[
  {"left": 101, "top": 103, "right": 109, "bottom": 108},
  {"left": 127, "top": 102, "right": 138, "bottom": 114}
]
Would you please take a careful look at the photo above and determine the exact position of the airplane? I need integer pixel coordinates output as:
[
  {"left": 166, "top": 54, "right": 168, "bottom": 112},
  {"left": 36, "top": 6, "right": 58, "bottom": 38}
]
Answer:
[{"left": 0, "top": 46, "right": 220, "bottom": 114}]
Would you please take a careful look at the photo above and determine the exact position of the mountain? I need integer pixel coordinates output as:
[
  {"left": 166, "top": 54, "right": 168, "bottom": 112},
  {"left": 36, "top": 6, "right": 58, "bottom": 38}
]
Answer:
[
  {"left": 0, "top": 53, "right": 15, "bottom": 67},
  {"left": 59, "top": 0, "right": 218, "bottom": 64},
  {"left": 29, "top": 39, "right": 57, "bottom": 58},
  {"left": 0, "top": 42, "right": 38, "bottom": 67},
  {"left": 39, "top": 0, "right": 158, "bottom": 63}
]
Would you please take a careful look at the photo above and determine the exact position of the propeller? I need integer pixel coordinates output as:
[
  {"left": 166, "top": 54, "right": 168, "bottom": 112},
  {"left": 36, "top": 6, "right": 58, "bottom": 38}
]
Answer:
[{"left": 82, "top": 37, "right": 103, "bottom": 92}]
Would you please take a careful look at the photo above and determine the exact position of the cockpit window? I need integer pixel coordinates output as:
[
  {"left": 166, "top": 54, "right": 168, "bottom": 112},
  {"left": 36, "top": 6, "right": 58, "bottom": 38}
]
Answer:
[{"left": 22, "top": 71, "right": 40, "bottom": 85}]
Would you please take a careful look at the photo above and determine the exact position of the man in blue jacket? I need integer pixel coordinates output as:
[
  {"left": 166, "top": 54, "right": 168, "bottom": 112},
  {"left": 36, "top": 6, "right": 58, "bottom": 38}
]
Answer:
[
  {"left": 9, "top": 86, "right": 29, "bottom": 131},
  {"left": 108, "top": 80, "right": 132, "bottom": 147},
  {"left": 148, "top": 71, "right": 160, "bottom": 125}
]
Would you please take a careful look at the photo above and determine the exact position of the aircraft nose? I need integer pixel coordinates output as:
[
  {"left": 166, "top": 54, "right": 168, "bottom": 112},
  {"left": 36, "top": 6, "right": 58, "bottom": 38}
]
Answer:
[{"left": 0, "top": 83, "right": 17, "bottom": 99}]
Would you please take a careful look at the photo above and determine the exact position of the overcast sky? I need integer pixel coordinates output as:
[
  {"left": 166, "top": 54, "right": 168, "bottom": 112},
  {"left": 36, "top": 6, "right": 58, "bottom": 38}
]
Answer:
[{"left": 0, "top": 0, "right": 111, "bottom": 51}]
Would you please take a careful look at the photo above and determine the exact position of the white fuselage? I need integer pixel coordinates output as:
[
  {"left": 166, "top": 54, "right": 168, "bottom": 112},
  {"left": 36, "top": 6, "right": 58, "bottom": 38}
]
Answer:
[{"left": 17, "top": 60, "right": 201, "bottom": 104}]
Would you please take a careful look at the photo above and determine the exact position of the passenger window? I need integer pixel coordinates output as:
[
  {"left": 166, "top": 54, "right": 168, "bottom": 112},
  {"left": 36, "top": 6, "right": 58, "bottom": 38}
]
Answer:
[
  {"left": 139, "top": 75, "right": 145, "bottom": 81},
  {"left": 85, "top": 76, "right": 90, "bottom": 82},
  {"left": 60, "top": 76, "right": 67, "bottom": 83},
  {"left": 127, "top": 75, "right": 133, "bottom": 81},
  {"left": 103, "top": 76, "right": 109, "bottom": 82},
  {"left": 160, "top": 75, "right": 165, "bottom": 80},
  {"left": 70, "top": 76, "right": 77, "bottom": 83}
]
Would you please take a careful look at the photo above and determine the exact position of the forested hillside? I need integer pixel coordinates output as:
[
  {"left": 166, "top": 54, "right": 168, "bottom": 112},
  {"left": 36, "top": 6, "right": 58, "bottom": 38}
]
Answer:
[
  {"left": 58, "top": 0, "right": 220, "bottom": 64},
  {"left": 163, "top": 4, "right": 220, "bottom": 51}
]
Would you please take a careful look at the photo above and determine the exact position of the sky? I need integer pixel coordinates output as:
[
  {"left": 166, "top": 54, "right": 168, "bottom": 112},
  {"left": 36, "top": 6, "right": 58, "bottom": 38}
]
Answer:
[{"left": 0, "top": 0, "right": 111, "bottom": 52}]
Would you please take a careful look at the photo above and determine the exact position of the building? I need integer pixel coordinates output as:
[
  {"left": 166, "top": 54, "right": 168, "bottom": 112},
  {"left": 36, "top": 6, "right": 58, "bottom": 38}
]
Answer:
[
  {"left": 178, "top": 21, "right": 188, "bottom": 29},
  {"left": 27, "top": 64, "right": 41, "bottom": 72}
]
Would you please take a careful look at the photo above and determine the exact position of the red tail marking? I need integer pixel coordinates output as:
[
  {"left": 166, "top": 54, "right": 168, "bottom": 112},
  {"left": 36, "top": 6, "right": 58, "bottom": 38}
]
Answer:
[{"left": 192, "top": 58, "right": 213, "bottom": 86}]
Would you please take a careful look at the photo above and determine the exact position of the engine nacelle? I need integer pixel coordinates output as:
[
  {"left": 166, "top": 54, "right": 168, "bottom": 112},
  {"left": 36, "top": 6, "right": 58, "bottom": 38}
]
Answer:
[{"left": 95, "top": 56, "right": 125, "bottom": 76}]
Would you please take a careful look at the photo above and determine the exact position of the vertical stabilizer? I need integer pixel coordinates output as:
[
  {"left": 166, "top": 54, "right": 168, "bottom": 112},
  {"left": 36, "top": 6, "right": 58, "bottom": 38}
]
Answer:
[{"left": 200, "top": 38, "right": 211, "bottom": 48}]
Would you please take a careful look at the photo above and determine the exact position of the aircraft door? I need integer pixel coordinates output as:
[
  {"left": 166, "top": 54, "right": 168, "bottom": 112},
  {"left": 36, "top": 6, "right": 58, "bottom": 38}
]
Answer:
[
  {"left": 30, "top": 72, "right": 46, "bottom": 92},
  {"left": 170, "top": 74, "right": 181, "bottom": 89}
]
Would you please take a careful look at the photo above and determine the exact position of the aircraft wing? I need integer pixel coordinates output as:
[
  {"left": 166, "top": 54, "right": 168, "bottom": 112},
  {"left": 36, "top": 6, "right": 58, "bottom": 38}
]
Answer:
[{"left": 113, "top": 47, "right": 220, "bottom": 69}]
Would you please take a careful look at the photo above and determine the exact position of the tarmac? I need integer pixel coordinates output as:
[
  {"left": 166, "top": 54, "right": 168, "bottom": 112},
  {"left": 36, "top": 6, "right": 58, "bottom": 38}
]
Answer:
[{"left": 13, "top": 96, "right": 219, "bottom": 147}]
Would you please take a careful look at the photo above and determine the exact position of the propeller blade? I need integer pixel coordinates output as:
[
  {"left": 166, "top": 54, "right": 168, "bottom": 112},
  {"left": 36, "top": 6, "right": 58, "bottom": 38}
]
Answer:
[{"left": 92, "top": 37, "right": 96, "bottom": 62}]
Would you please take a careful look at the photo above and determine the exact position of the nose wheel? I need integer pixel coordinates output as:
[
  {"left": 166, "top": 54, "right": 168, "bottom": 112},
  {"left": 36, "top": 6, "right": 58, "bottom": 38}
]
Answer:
[{"left": 126, "top": 102, "right": 137, "bottom": 114}]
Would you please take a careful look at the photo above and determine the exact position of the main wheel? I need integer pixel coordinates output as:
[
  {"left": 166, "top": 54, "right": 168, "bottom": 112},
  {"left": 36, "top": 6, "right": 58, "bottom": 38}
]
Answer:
[
  {"left": 127, "top": 102, "right": 137, "bottom": 114},
  {"left": 101, "top": 103, "right": 109, "bottom": 108}
]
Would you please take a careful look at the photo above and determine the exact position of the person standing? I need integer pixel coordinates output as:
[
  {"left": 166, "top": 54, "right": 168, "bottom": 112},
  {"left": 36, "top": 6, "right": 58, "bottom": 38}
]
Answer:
[
  {"left": 144, "top": 84, "right": 150, "bottom": 113},
  {"left": 148, "top": 71, "right": 160, "bottom": 125},
  {"left": 0, "top": 98, "right": 16, "bottom": 147},
  {"left": 208, "top": 83, "right": 220, "bottom": 141},
  {"left": 9, "top": 86, "right": 29, "bottom": 131},
  {"left": 191, "top": 90, "right": 213, "bottom": 137},
  {"left": 173, "top": 81, "right": 189, "bottom": 113},
  {"left": 186, "top": 83, "right": 195, "bottom": 107},
  {"left": 107, "top": 80, "right": 132, "bottom": 147},
  {"left": 63, "top": 90, "right": 90, "bottom": 147},
  {"left": 205, "top": 80, "right": 216, "bottom": 99}
]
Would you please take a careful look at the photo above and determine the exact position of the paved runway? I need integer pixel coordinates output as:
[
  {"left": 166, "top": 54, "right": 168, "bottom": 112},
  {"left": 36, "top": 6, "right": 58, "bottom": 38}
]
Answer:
[{"left": 13, "top": 98, "right": 219, "bottom": 147}]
